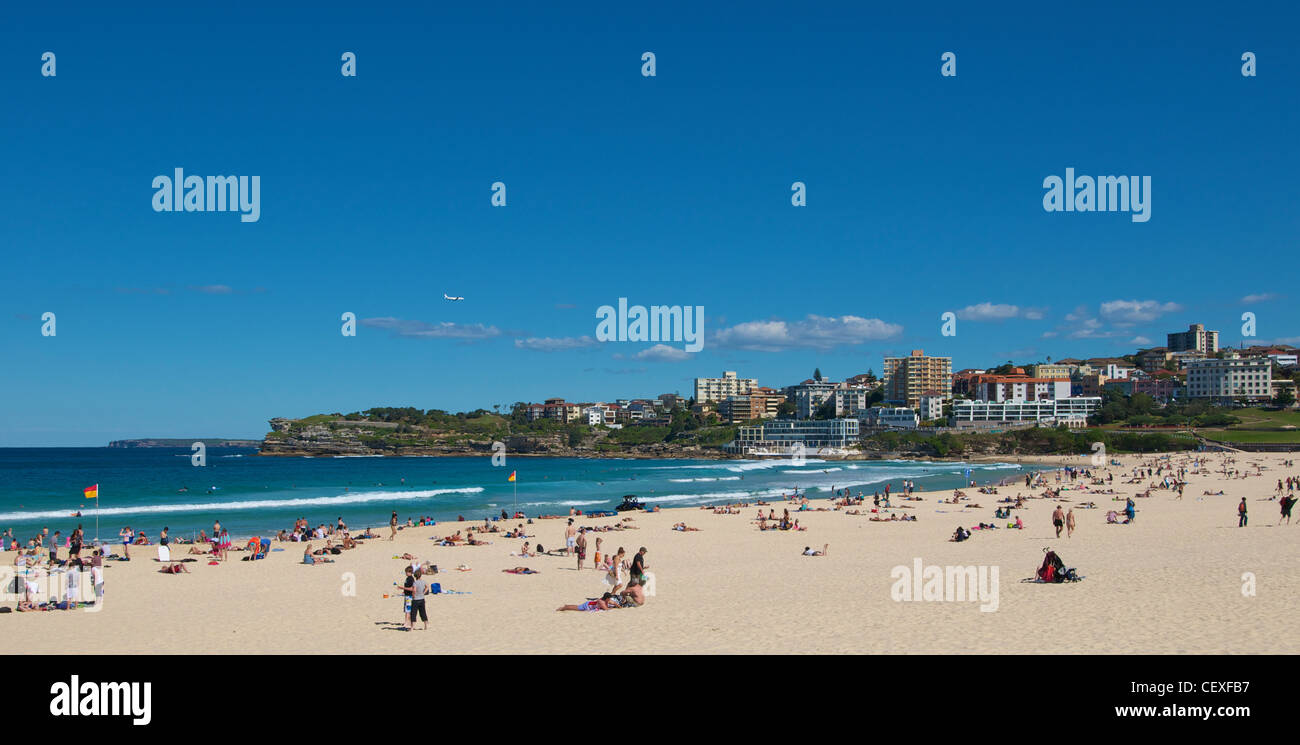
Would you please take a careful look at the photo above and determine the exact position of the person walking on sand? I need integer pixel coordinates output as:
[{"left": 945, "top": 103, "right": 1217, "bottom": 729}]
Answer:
[
  {"left": 389, "top": 511, "right": 398, "bottom": 541},
  {"left": 565, "top": 519, "right": 577, "bottom": 557},
  {"left": 1238, "top": 497, "right": 1248, "bottom": 527},
  {"left": 1052, "top": 504, "right": 1065, "bottom": 538},
  {"left": 119, "top": 526, "right": 133, "bottom": 560},
  {"left": 1066, "top": 507, "right": 1076, "bottom": 538},
  {"left": 575, "top": 529, "right": 587, "bottom": 571}
]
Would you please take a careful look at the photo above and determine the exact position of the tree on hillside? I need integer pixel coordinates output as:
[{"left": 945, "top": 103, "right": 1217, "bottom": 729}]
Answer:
[
  {"left": 1276, "top": 388, "right": 1296, "bottom": 408},
  {"left": 814, "top": 368, "right": 823, "bottom": 382}
]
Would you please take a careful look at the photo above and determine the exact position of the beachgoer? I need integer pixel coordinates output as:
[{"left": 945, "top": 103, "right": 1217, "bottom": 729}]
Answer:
[{"left": 407, "top": 568, "right": 429, "bottom": 630}]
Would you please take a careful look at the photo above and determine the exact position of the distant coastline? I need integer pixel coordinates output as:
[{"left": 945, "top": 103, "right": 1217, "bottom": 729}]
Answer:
[{"left": 108, "top": 438, "right": 262, "bottom": 448}]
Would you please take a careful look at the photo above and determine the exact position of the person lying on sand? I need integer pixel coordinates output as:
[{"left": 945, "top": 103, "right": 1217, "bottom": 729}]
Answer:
[
  {"left": 802, "top": 544, "right": 828, "bottom": 556},
  {"left": 556, "top": 594, "right": 612, "bottom": 612},
  {"left": 161, "top": 562, "right": 190, "bottom": 573},
  {"left": 503, "top": 567, "right": 539, "bottom": 574},
  {"left": 672, "top": 523, "right": 700, "bottom": 532}
]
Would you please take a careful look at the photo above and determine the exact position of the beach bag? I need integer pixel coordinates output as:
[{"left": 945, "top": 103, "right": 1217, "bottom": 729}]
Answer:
[{"left": 430, "top": 582, "right": 442, "bottom": 595}]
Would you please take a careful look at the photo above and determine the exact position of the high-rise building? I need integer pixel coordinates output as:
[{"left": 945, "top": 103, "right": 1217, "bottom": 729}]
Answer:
[
  {"left": 1167, "top": 324, "right": 1219, "bottom": 355},
  {"left": 883, "top": 350, "right": 952, "bottom": 408}
]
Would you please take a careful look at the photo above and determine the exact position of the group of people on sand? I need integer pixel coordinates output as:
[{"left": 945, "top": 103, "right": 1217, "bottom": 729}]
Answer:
[
  {"left": 558, "top": 545, "right": 651, "bottom": 612},
  {"left": 8, "top": 541, "right": 106, "bottom": 611}
]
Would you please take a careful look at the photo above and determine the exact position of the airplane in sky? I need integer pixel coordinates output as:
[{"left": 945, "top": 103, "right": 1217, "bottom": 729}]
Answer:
[{"left": 443, "top": 294, "right": 464, "bottom": 301}]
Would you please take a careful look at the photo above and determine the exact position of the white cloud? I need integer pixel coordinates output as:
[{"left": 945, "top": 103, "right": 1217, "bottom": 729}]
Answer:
[
  {"left": 634, "top": 344, "right": 692, "bottom": 362},
  {"left": 1130, "top": 336, "right": 1153, "bottom": 345},
  {"left": 514, "top": 336, "right": 597, "bottom": 352},
  {"left": 713, "top": 314, "right": 902, "bottom": 352},
  {"left": 192, "top": 284, "right": 234, "bottom": 295},
  {"left": 362, "top": 317, "right": 501, "bottom": 340},
  {"left": 954, "top": 303, "right": 1046, "bottom": 322},
  {"left": 1241, "top": 293, "right": 1277, "bottom": 304},
  {"left": 1099, "top": 299, "right": 1182, "bottom": 323}
]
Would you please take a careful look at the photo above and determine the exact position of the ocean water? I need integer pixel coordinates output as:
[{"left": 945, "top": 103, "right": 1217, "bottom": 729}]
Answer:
[{"left": 0, "top": 448, "right": 1027, "bottom": 544}]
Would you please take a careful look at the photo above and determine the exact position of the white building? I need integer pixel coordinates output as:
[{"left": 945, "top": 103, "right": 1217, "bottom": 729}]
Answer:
[
  {"left": 918, "top": 395, "right": 945, "bottom": 422},
  {"left": 788, "top": 380, "right": 838, "bottom": 419},
  {"left": 1103, "top": 364, "right": 1136, "bottom": 380},
  {"left": 857, "top": 406, "right": 919, "bottom": 430},
  {"left": 952, "top": 397, "right": 1101, "bottom": 427},
  {"left": 974, "top": 377, "right": 1072, "bottom": 403},
  {"left": 1185, "top": 357, "right": 1272, "bottom": 402},
  {"left": 731, "top": 418, "right": 860, "bottom": 454},
  {"left": 694, "top": 371, "right": 758, "bottom": 403},
  {"left": 832, "top": 388, "right": 869, "bottom": 417}
]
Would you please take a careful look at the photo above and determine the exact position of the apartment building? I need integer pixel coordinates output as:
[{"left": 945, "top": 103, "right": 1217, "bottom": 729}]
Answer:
[
  {"left": 1031, "top": 363, "right": 1075, "bottom": 378},
  {"left": 694, "top": 371, "right": 758, "bottom": 403},
  {"left": 525, "top": 398, "right": 583, "bottom": 423},
  {"left": 952, "top": 397, "right": 1101, "bottom": 427},
  {"left": 883, "top": 350, "right": 953, "bottom": 408},
  {"left": 973, "top": 376, "right": 1072, "bottom": 403},
  {"left": 1184, "top": 356, "right": 1272, "bottom": 402},
  {"left": 717, "top": 389, "right": 786, "bottom": 424},
  {"left": 1168, "top": 323, "right": 1220, "bottom": 355},
  {"left": 787, "top": 379, "right": 838, "bottom": 419},
  {"left": 918, "top": 394, "right": 946, "bottom": 423}
]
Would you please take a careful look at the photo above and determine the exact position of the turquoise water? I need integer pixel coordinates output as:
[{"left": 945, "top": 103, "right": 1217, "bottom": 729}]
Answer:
[{"left": 0, "top": 448, "right": 1026, "bottom": 543}]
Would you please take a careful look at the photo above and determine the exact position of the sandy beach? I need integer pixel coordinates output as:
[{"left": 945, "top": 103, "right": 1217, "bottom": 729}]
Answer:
[{"left": 3, "top": 451, "right": 1296, "bottom": 654}]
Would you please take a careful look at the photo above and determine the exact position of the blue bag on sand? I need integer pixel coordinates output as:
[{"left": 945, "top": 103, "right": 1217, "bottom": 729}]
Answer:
[{"left": 430, "top": 582, "right": 442, "bottom": 595}]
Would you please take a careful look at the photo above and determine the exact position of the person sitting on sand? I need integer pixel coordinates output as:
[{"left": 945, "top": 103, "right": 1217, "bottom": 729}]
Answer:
[
  {"left": 802, "top": 544, "right": 828, "bottom": 556},
  {"left": 620, "top": 582, "right": 646, "bottom": 607},
  {"left": 303, "top": 544, "right": 334, "bottom": 564},
  {"left": 951, "top": 526, "right": 971, "bottom": 542},
  {"left": 556, "top": 594, "right": 613, "bottom": 612},
  {"left": 517, "top": 541, "right": 534, "bottom": 557}
]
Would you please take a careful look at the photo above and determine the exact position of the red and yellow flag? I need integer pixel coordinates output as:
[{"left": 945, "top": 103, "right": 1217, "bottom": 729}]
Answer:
[
  {"left": 83, "top": 484, "right": 98, "bottom": 500},
  {"left": 507, "top": 471, "right": 516, "bottom": 482}
]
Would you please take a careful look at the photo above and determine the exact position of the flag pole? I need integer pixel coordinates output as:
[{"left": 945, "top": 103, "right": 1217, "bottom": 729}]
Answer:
[{"left": 95, "top": 487, "right": 100, "bottom": 545}]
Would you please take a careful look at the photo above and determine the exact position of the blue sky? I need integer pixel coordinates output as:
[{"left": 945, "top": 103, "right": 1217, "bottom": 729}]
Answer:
[{"left": 2, "top": 1, "right": 1296, "bottom": 446}]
